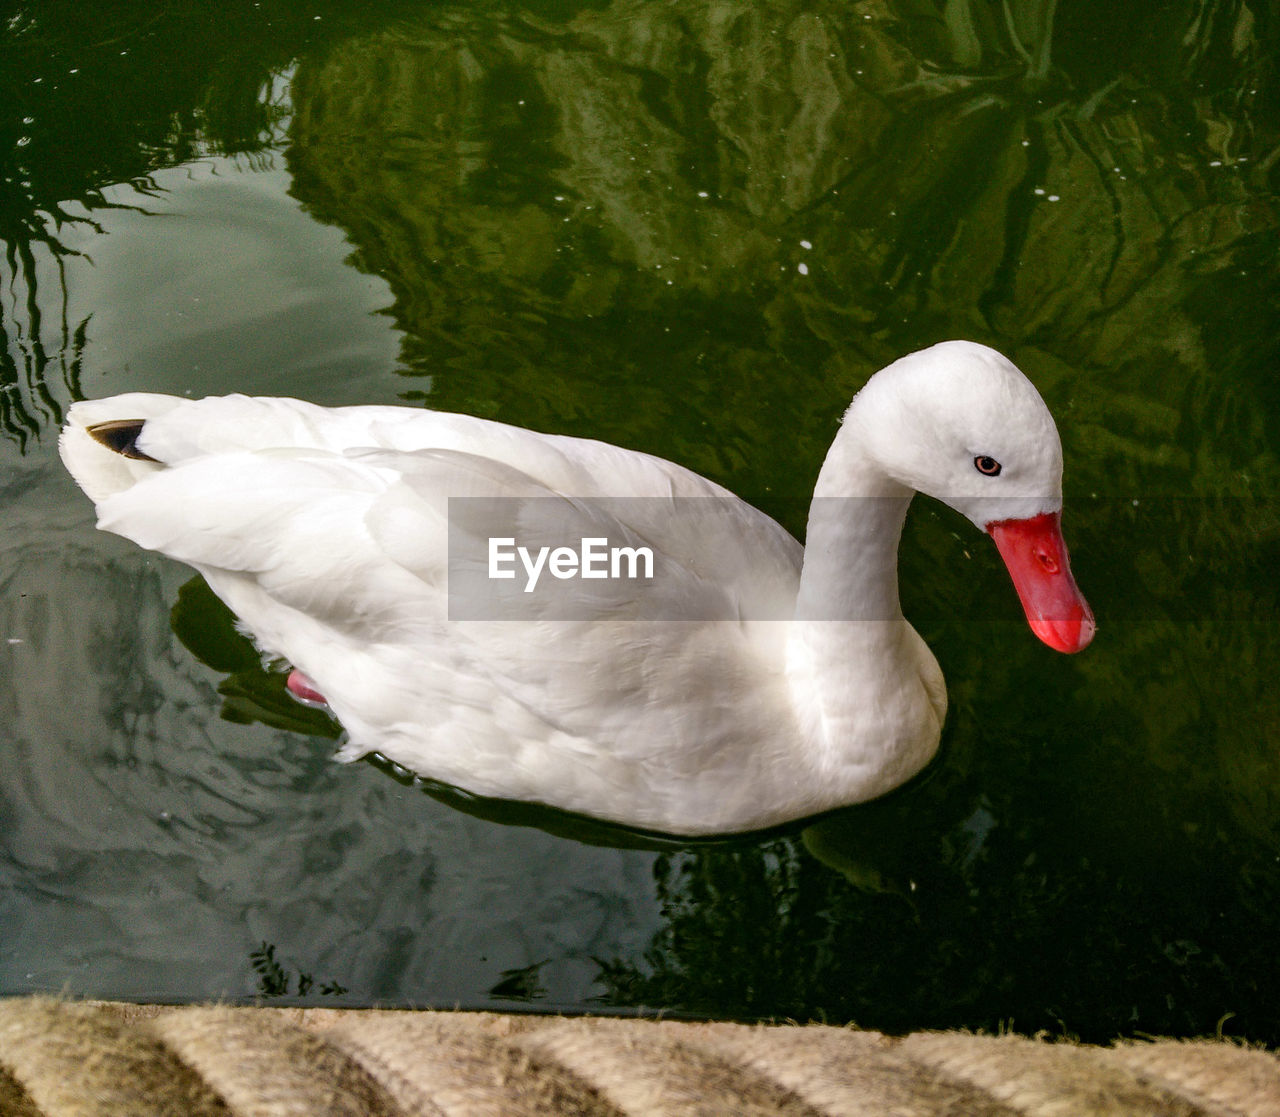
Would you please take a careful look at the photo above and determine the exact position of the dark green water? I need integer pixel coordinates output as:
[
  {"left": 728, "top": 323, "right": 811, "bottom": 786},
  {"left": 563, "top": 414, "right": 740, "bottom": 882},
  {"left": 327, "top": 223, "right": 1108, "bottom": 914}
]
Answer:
[{"left": 2, "top": 0, "right": 1278, "bottom": 1043}]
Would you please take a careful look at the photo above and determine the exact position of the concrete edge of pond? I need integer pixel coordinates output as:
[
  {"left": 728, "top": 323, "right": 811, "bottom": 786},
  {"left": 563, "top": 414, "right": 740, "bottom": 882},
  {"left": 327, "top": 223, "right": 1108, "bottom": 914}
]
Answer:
[{"left": 0, "top": 995, "right": 1275, "bottom": 1116}]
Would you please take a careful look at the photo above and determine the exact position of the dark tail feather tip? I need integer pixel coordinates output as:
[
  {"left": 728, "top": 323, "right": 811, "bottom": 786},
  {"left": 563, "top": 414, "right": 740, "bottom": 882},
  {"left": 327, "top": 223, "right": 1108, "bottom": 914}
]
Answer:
[{"left": 86, "top": 419, "right": 160, "bottom": 462}]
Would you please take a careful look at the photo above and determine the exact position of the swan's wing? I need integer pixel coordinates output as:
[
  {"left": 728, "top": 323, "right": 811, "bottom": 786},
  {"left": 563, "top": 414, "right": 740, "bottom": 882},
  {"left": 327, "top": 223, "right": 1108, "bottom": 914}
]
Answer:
[
  {"left": 69, "top": 392, "right": 803, "bottom": 618},
  {"left": 89, "top": 444, "right": 757, "bottom": 628}
]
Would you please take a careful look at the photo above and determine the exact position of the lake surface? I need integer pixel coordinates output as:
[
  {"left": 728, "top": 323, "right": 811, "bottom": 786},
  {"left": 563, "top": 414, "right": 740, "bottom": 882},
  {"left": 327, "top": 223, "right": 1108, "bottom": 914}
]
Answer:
[{"left": 1, "top": 0, "right": 1278, "bottom": 1043}]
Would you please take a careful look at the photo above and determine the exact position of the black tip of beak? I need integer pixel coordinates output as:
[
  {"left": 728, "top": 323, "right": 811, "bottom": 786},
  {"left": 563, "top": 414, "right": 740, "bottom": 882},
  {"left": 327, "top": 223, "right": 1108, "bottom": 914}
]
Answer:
[{"left": 86, "top": 419, "right": 159, "bottom": 462}]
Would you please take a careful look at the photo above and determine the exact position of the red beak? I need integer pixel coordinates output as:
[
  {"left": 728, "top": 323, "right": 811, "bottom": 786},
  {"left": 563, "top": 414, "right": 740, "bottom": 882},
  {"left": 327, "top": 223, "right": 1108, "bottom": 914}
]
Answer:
[{"left": 986, "top": 511, "right": 1095, "bottom": 653}]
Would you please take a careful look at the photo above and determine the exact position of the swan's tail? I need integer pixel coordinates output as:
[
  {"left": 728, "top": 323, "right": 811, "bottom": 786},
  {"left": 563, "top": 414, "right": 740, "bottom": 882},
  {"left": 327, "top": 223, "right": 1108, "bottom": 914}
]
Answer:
[{"left": 59, "top": 394, "right": 186, "bottom": 504}]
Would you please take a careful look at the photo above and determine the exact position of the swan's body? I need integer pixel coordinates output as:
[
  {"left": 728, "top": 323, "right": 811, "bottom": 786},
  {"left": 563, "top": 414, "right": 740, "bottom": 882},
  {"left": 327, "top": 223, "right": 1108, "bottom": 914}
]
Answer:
[{"left": 61, "top": 341, "right": 1093, "bottom": 834}]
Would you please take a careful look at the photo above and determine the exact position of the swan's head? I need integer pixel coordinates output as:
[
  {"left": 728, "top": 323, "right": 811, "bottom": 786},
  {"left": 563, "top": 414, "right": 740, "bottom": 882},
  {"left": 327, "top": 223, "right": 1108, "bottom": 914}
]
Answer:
[{"left": 848, "top": 340, "right": 1095, "bottom": 652}]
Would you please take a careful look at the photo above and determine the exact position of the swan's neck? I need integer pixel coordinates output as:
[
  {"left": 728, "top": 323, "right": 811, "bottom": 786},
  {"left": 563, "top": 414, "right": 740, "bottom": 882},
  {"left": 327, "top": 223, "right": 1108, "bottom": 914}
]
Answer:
[
  {"left": 794, "top": 434, "right": 912, "bottom": 623},
  {"left": 784, "top": 430, "right": 941, "bottom": 800}
]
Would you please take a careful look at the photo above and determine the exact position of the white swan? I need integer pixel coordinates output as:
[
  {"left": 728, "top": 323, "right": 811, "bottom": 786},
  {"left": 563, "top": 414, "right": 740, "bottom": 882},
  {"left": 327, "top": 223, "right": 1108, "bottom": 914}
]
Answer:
[{"left": 60, "top": 341, "right": 1093, "bottom": 835}]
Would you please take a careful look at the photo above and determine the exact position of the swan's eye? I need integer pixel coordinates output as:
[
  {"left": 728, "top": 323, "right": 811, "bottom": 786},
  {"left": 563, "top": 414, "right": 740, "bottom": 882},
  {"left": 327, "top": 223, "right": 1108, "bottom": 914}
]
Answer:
[{"left": 974, "top": 455, "right": 1002, "bottom": 476}]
